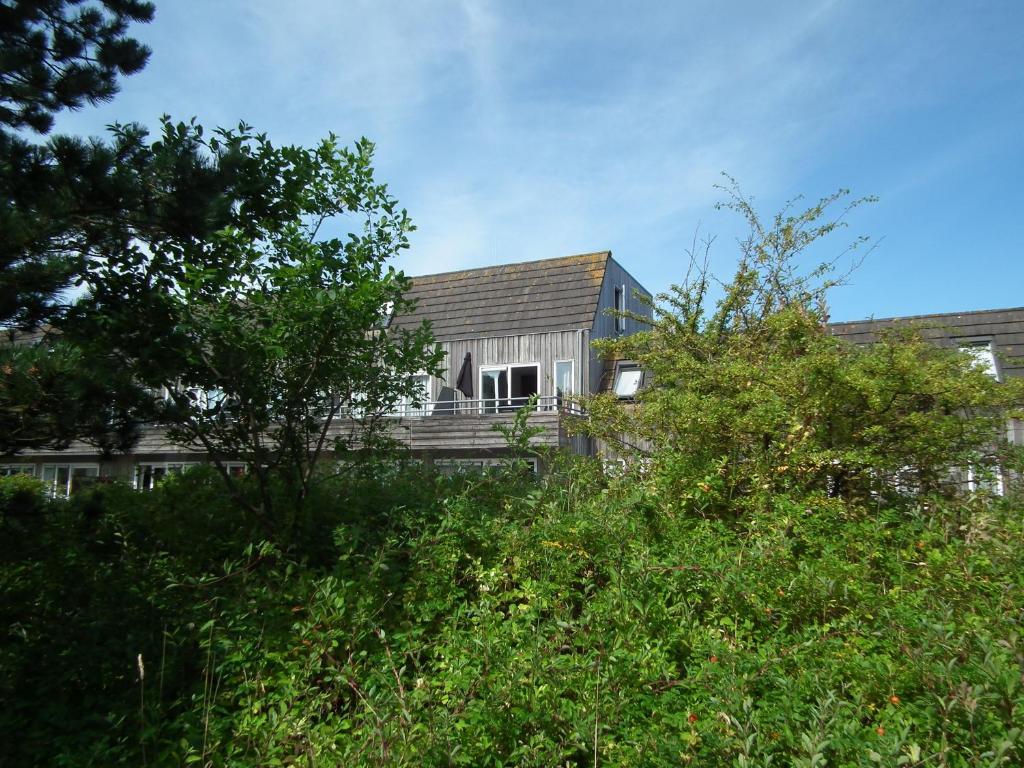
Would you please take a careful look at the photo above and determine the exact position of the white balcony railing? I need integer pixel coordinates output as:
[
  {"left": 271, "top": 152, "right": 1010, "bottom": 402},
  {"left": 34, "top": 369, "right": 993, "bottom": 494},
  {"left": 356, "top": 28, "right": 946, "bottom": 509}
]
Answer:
[{"left": 386, "top": 395, "right": 564, "bottom": 418}]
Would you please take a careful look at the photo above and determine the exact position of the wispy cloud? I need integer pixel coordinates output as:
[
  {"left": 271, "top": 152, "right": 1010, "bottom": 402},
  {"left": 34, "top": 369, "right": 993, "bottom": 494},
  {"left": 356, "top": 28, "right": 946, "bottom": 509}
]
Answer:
[{"left": 48, "top": 0, "right": 1024, "bottom": 315}]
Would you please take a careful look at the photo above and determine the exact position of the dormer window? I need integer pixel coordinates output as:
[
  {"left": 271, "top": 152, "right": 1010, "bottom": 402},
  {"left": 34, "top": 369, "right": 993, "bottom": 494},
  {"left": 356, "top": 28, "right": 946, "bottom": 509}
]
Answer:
[
  {"left": 613, "top": 363, "right": 642, "bottom": 398},
  {"left": 959, "top": 339, "right": 999, "bottom": 381}
]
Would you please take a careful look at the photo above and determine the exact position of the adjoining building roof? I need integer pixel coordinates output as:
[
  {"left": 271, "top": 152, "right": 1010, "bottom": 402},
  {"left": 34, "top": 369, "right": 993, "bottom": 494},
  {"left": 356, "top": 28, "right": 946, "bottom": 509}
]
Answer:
[
  {"left": 829, "top": 306, "right": 1024, "bottom": 379},
  {"left": 390, "top": 251, "right": 612, "bottom": 342}
]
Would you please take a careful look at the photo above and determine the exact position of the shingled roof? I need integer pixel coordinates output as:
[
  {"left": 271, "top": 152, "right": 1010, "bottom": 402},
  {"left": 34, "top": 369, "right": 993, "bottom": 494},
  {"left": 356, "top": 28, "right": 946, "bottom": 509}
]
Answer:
[
  {"left": 390, "top": 251, "right": 611, "bottom": 341},
  {"left": 829, "top": 306, "right": 1024, "bottom": 379}
]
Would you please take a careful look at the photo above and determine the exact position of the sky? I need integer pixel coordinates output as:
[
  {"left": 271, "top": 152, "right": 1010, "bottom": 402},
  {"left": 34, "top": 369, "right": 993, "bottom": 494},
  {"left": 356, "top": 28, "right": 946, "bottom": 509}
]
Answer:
[{"left": 51, "top": 0, "right": 1024, "bottom": 322}]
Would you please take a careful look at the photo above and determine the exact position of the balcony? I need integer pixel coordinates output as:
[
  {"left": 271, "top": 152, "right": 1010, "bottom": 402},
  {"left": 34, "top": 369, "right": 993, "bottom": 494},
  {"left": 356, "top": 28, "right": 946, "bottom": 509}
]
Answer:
[{"left": 365, "top": 395, "right": 572, "bottom": 453}]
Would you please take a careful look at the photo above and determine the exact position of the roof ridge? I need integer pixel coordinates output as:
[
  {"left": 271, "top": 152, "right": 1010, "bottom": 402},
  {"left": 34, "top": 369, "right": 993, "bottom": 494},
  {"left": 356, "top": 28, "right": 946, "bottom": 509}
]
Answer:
[
  {"left": 408, "top": 251, "right": 610, "bottom": 282},
  {"left": 831, "top": 305, "right": 1024, "bottom": 326}
]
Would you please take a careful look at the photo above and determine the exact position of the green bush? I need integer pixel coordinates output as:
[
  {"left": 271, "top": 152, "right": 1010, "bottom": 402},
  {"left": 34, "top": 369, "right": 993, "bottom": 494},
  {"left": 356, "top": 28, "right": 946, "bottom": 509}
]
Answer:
[
  {"left": 3, "top": 461, "right": 1020, "bottom": 767},
  {"left": 0, "top": 472, "right": 46, "bottom": 522}
]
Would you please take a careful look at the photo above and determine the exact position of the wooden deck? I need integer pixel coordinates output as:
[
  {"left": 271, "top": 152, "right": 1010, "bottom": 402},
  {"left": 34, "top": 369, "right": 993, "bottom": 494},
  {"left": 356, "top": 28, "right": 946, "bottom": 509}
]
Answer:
[{"left": 387, "top": 410, "right": 561, "bottom": 451}]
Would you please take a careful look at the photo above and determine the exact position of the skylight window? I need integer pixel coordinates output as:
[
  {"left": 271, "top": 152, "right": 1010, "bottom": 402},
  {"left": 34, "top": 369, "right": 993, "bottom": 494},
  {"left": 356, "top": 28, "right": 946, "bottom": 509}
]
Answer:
[{"left": 613, "top": 365, "right": 642, "bottom": 398}]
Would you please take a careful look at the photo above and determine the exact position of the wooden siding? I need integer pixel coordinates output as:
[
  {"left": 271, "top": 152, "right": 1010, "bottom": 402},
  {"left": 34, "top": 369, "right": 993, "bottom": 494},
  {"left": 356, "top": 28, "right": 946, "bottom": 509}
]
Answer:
[
  {"left": 8, "top": 411, "right": 563, "bottom": 477},
  {"left": 430, "top": 329, "right": 591, "bottom": 402},
  {"left": 379, "top": 411, "right": 560, "bottom": 452},
  {"left": 588, "top": 255, "right": 654, "bottom": 395}
]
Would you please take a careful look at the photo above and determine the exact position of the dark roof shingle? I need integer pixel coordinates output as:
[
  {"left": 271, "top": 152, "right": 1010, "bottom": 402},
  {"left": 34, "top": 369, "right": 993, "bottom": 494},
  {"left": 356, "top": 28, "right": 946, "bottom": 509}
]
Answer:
[
  {"left": 390, "top": 251, "right": 610, "bottom": 341},
  {"left": 829, "top": 306, "right": 1024, "bottom": 379}
]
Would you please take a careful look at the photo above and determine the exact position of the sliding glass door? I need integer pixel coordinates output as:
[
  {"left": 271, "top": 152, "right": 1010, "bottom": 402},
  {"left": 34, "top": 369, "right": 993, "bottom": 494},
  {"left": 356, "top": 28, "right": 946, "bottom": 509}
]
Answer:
[
  {"left": 480, "top": 367, "right": 508, "bottom": 413},
  {"left": 479, "top": 364, "right": 539, "bottom": 413}
]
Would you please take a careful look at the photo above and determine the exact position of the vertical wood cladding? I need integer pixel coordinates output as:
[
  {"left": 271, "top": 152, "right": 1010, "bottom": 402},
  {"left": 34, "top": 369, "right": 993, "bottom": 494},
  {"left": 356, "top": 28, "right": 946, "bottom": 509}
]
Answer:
[
  {"left": 429, "top": 329, "right": 590, "bottom": 401},
  {"left": 588, "top": 255, "right": 655, "bottom": 395}
]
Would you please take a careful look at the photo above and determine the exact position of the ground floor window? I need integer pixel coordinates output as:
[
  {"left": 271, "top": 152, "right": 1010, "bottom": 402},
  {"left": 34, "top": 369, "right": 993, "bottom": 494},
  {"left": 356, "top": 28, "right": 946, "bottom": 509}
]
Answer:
[
  {"left": 967, "top": 464, "right": 1004, "bottom": 496},
  {"left": 224, "top": 462, "right": 247, "bottom": 478},
  {"left": 41, "top": 464, "right": 99, "bottom": 497},
  {"left": 134, "top": 462, "right": 201, "bottom": 490},
  {"left": 0, "top": 465, "right": 35, "bottom": 477},
  {"left": 433, "top": 457, "right": 538, "bottom": 475},
  {"left": 134, "top": 461, "right": 245, "bottom": 490}
]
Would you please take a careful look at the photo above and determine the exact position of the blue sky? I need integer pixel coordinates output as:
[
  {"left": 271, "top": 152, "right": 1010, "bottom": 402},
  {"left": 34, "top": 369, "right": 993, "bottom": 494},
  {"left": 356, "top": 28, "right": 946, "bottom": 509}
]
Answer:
[{"left": 52, "top": 1, "right": 1023, "bottom": 322}]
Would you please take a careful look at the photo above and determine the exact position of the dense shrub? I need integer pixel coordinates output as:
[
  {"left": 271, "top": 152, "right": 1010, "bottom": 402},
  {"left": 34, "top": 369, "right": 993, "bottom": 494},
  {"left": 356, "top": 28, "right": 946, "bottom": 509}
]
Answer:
[{"left": 1, "top": 463, "right": 1021, "bottom": 766}]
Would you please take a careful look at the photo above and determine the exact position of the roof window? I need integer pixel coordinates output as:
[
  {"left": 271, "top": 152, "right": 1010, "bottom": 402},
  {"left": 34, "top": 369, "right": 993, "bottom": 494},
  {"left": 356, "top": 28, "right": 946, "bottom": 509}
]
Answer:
[{"left": 613, "top": 363, "right": 642, "bottom": 398}]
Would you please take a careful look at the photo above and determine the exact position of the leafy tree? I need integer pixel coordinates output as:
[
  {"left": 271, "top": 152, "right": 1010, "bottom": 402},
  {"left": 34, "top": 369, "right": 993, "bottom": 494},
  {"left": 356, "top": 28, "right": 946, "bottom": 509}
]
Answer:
[
  {"left": 69, "top": 120, "right": 441, "bottom": 537},
  {"left": 583, "top": 180, "right": 1024, "bottom": 512}
]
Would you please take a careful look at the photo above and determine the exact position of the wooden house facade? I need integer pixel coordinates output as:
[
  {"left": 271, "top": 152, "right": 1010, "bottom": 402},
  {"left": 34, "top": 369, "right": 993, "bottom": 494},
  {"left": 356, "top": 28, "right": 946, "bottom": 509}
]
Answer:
[{"left": 4, "top": 252, "right": 654, "bottom": 492}]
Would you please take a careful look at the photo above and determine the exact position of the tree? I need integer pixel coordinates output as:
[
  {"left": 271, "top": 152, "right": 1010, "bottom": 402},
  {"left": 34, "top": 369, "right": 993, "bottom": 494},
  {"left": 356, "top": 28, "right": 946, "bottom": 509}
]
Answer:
[
  {"left": 1, "top": 0, "right": 156, "bottom": 326},
  {"left": 583, "top": 179, "right": 1024, "bottom": 514},
  {"left": 0, "top": 0, "right": 154, "bottom": 134},
  {"left": 70, "top": 120, "right": 440, "bottom": 538},
  {"left": 0, "top": 1, "right": 261, "bottom": 455}
]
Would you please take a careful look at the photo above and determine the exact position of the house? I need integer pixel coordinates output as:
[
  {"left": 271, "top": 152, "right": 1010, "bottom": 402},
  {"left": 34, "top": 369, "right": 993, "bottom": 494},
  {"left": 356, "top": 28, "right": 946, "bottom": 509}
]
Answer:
[
  {"left": 3, "top": 251, "right": 654, "bottom": 492},
  {"left": 828, "top": 306, "right": 1024, "bottom": 385},
  {"left": 380, "top": 251, "right": 653, "bottom": 470},
  {"left": 829, "top": 306, "right": 1024, "bottom": 492}
]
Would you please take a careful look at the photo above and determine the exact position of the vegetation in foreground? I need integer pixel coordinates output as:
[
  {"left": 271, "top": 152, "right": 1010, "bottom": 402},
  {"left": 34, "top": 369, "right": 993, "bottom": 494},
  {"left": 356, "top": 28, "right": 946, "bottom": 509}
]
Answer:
[{"left": 0, "top": 458, "right": 1022, "bottom": 767}]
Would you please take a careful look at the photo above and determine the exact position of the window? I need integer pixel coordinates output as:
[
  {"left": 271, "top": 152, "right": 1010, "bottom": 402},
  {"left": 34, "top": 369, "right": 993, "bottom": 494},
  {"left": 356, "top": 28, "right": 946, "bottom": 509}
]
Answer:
[
  {"left": 224, "top": 462, "right": 247, "bottom": 478},
  {"left": 613, "top": 364, "right": 642, "bottom": 398},
  {"left": 0, "top": 465, "right": 35, "bottom": 477},
  {"left": 134, "top": 462, "right": 200, "bottom": 490},
  {"left": 967, "top": 464, "right": 1004, "bottom": 496},
  {"left": 554, "top": 360, "right": 574, "bottom": 399},
  {"left": 614, "top": 285, "right": 625, "bottom": 333},
  {"left": 959, "top": 340, "right": 999, "bottom": 381},
  {"left": 480, "top": 363, "right": 539, "bottom": 413},
  {"left": 406, "top": 374, "right": 431, "bottom": 416},
  {"left": 41, "top": 464, "right": 99, "bottom": 497},
  {"left": 434, "top": 457, "right": 538, "bottom": 475}
]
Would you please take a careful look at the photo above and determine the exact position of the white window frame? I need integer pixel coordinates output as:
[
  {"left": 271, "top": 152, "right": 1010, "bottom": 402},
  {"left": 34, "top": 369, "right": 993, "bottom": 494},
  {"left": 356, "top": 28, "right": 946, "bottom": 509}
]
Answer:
[
  {"left": 222, "top": 462, "right": 247, "bottom": 478},
  {"left": 133, "top": 462, "right": 201, "bottom": 490},
  {"left": 40, "top": 463, "right": 100, "bottom": 497},
  {"left": 434, "top": 457, "right": 539, "bottom": 475},
  {"left": 967, "top": 463, "right": 1005, "bottom": 497},
  {"left": 958, "top": 339, "right": 1000, "bottom": 381},
  {"left": 612, "top": 363, "right": 642, "bottom": 398},
  {"left": 479, "top": 362, "right": 541, "bottom": 413},
  {"left": 401, "top": 373, "right": 431, "bottom": 417},
  {"left": 553, "top": 359, "right": 575, "bottom": 396}
]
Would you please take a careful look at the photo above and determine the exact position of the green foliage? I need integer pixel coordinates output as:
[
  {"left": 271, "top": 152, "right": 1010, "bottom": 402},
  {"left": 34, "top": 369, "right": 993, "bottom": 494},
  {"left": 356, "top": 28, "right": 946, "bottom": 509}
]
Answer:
[
  {"left": 0, "top": 0, "right": 155, "bottom": 135},
  {"left": 491, "top": 393, "right": 548, "bottom": 473},
  {"left": 585, "top": 181, "right": 1024, "bottom": 512},
  {"left": 0, "top": 471, "right": 45, "bottom": 521},
  {"left": 0, "top": 1, "right": 240, "bottom": 454},
  {"left": 1, "top": 0, "right": 157, "bottom": 328},
  {"left": 0, "top": 336, "right": 152, "bottom": 454},
  {"left": 1, "top": 468, "right": 1021, "bottom": 766},
  {"left": 66, "top": 120, "right": 441, "bottom": 536}
]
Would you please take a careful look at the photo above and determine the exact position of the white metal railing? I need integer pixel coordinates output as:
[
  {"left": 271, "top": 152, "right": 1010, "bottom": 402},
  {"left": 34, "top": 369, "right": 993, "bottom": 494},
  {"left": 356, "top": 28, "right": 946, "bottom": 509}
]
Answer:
[
  {"left": 386, "top": 395, "right": 563, "bottom": 418},
  {"left": 340, "top": 395, "right": 589, "bottom": 419}
]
